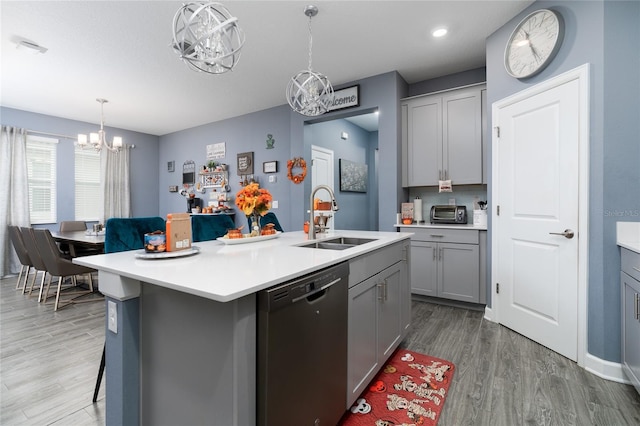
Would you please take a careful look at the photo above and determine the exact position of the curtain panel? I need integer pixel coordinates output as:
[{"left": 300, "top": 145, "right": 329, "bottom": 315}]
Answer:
[{"left": 1, "top": 126, "right": 31, "bottom": 277}]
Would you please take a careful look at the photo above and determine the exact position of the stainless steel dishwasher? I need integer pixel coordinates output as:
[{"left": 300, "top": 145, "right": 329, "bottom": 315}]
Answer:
[{"left": 257, "top": 261, "right": 349, "bottom": 426}]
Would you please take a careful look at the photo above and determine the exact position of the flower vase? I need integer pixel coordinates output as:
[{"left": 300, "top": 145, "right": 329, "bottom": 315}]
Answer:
[{"left": 250, "top": 213, "right": 261, "bottom": 236}]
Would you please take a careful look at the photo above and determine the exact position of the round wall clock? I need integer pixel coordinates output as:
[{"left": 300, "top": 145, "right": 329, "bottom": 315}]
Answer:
[{"left": 504, "top": 9, "right": 564, "bottom": 79}]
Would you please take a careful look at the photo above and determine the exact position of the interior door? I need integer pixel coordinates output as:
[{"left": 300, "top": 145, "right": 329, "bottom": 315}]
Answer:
[
  {"left": 494, "top": 77, "right": 581, "bottom": 361},
  {"left": 311, "top": 145, "right": 334, "bottom": 191}
]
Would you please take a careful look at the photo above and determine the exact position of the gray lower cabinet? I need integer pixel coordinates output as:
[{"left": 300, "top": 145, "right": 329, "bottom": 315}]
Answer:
[
  {"left": 401, "top": 228, "right": 485, "bottom": 304},
  {"left": 621, "top": 248, "right": 640, "bottom": 395},
  {"left": 347, "top": 240, "right": 410, "bottom": 408}
]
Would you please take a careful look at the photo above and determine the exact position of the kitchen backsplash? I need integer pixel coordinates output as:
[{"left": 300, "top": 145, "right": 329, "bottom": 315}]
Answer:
[{"left": 407, "top": 184, "right": 487, "bottom": 223}]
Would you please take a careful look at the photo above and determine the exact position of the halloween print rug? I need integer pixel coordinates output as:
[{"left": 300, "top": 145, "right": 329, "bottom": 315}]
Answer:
[{"left": 338, "top": 349, "right": 455, "bottom": 426}]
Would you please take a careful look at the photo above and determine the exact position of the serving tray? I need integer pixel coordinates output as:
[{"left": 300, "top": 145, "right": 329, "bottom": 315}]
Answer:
[
  {"left": 135, "top": 246, "right": 200, "bottom": 259},
  {"left": 216, "top": 232, "right": 281, "bottom": 245}
]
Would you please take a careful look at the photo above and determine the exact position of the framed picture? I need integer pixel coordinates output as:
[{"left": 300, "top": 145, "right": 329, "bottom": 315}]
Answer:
[
  {"left": 339, "top": 159, "right": 368, "bottom": 193},
  {"left": 167, "top": 161, "right": 175, "bottom": 172},
  {"left": 263, "top": 161, "right": 278, "bottom": 173},
  {"left": 237, "top": 151, "right": 254, "bottom": 175}
]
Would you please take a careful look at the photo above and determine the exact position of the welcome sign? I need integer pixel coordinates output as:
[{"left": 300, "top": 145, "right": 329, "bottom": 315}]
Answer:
[{"left": 328, "top": 85, "right": 360, "bottom": 112}]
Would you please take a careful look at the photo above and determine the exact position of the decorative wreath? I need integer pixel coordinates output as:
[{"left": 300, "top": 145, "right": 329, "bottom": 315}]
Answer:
[{"left": 287, "top": 157, "right": 307, "bottom": 184}]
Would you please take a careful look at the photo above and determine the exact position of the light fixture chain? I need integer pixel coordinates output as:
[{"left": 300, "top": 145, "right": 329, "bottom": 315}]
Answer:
[{"left": 307, "top": 14, "right": 313, "bottom": 71}]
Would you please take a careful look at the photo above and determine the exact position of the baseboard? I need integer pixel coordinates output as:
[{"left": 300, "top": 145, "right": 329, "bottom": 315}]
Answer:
[
  {"left": 483, "top": 306, "right": 494, "bottom": 322},
  {"left": 583, "top": 352, "right": 630, "bottom": 384}
]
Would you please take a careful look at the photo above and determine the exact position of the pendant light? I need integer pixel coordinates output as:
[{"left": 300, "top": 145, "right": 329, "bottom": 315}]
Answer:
[
  {"left": 286, "top": 5, "right": 334, "bottom": 116},
  {"left": 172, "top": 2, "right": 245, "bottom": 74}
]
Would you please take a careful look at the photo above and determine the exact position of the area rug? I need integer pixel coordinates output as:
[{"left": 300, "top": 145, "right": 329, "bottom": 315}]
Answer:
[{"left": 338, "top": 349, "right": 455, "bottom": 426}]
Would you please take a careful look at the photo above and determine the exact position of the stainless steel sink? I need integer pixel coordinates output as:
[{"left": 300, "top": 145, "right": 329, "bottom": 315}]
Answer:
[{"left": 298, "top": 237, "right": 377, "bottom": 250}]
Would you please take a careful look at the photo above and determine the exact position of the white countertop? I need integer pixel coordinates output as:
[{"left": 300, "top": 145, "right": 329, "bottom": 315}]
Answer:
[
  {"left": 617, "top": 222, "right": 640, "bottom": 254},
  {"left": 74, "top": 230, "right": 410, "bottom": 303},
  {"left": 394, "top": 223, "right": 487, "bottom": 231}
]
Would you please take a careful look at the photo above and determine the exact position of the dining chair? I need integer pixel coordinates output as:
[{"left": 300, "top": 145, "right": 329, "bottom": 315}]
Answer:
[
  {"left": 19, "top": 227, "right": 49, "bottom": 302},
  {"left": 191, "top": 214, "right": 236, "bottom": 242},
  {"left": 8, "top": 225, "right": 33, "bottom": 293},
  {"left": 245, "top": 212, "right": 284, "bottom": 232},
  {"left": 33, "top": 228, "right": 97, "bottom": 311},
  {"left": 104, "top": 217, "right": 166, "bottom": 253}
]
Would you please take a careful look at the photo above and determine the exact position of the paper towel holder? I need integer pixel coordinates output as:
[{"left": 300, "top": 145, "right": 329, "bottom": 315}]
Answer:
[{"left": 413, "top": 196, "right": 425, "bottom": 224}]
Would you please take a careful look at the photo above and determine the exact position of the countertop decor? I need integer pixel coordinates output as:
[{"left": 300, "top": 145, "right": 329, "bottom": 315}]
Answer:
[{"left": 235, "top": 182, "right": 272, "bottom": 236}]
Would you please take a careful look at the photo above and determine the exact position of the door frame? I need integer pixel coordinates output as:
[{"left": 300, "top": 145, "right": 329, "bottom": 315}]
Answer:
[{"left": 490, "top": 64, "right": 590, "bottom": 368}]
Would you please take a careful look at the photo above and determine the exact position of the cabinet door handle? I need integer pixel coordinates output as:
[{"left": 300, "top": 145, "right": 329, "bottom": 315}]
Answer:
[
  {"left": 430, "top": 234, "right": 444, "bottom": 238},
  {"left": 439, "top": 247, "right": 443, "bottom": 261},
  {"left": 636, "top": 293, "right": 640, "bottom": 321},
  {"left": 377, "top": 282, "right": 384, "bottom": 302},
  {"left": 384, "top": 279, "right": 388, "bottom": 302},
  {"left": 444, "top": 169, "right": 448, "bottom": 180},
  {"left": 433, "top": 247, "right": 437, "bottom": 261}
]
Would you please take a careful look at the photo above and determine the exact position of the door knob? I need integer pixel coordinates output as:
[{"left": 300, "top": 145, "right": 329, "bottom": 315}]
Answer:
[{"left": 549, "top": 229, "right": 574, "bottom": 239}]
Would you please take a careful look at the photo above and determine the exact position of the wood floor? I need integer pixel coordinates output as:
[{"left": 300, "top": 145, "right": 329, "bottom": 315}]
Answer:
[{"left": 1, "top": 275, "right": 639, "bottom": 425}]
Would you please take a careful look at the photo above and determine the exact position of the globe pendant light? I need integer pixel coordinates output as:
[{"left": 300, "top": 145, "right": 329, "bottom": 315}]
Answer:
[
  {"left": 172, "top": 2, "right": 245, "bottom": 74},
  {"left": 286, "top": 5, "right": 334, "bottom": 116}
]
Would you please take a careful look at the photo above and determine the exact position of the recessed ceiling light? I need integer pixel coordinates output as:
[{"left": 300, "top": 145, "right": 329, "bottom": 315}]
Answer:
[{"left": 432, "top": 27, "right": 448, "bottom": 38}]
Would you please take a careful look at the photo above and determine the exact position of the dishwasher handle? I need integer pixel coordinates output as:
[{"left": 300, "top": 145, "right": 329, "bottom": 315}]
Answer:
[{"left": 291, "top": 277, "right": 343, "bottom": 303}]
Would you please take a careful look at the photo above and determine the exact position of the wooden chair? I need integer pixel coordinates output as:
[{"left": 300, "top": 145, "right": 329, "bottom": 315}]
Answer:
[
  {"left": 8, "top": 225, "right": 32, "bottom": 293},
  {"left": 19, "top": 227, "right": 49, "bottom": 301},
  {"left": 33, "top": 229, "right": 96, "bottom": 311},
  {"left": 191, "top": 214, "right": 235, "bottom": 242}
]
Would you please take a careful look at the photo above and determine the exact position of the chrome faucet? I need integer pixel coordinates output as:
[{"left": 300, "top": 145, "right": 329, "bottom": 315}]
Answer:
[{"left": 309, "top": 185, "right": 339, "bottom": 239}]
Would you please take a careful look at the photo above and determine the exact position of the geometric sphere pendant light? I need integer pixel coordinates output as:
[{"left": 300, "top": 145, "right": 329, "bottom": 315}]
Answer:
[
  {"left": 286, "top": 5, "right": 334, "bottom": 116},
  {"left": 172, "top": 2, "right": 245, "bottom": 74}
]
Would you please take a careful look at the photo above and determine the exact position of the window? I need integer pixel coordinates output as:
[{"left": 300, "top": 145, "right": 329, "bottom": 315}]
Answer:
[
  {"left": 26, "top": 135, "right": 57, "bottom": 224},
  {"left": 75, "top": 147, "right": 101, "bottom": 221}
]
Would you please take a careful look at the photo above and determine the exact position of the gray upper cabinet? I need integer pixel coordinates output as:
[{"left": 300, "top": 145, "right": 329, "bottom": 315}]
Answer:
[{"left": 402, "top": 84, "right": 485, "bottom": 187}]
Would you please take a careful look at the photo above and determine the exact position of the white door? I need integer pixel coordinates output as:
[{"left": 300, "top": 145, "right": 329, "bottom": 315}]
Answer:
[
  {"left": 493, "top": 67, "right": 588, "bottom": 362},
  {"left": 311, "top": 145, "right": 334, "bottom": 191}
]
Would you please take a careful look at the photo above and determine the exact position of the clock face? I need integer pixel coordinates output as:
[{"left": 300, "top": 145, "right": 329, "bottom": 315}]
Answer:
[{"left": 504, "top": 9, "right": 564, "bottom": 79}]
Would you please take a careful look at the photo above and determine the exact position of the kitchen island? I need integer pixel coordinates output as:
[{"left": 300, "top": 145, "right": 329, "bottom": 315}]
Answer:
[{"left": 74, "top": 230, "right": 411, "bottom": 426}]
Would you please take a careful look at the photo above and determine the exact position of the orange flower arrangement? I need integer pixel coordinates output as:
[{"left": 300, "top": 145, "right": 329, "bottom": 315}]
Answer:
[{"left": 235, "top": 182, "right": 272, "bottom": 216}]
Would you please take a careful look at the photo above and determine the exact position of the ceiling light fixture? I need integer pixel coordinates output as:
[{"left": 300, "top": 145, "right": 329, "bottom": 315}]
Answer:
[
  {"left": 171, "top": 2, "right": 245, "bottom": 74},
  {"left": 77, "top": 99, "right": 123, "bottom": 152},
  {"left": 286, "top": 5, "right": 334, "bottom": 117},
  {"left": 15, "top": 39, "right": 48, "bottom": 54},
  {"left": 432, "top": 27, "right": 448, "bottom": 38}
]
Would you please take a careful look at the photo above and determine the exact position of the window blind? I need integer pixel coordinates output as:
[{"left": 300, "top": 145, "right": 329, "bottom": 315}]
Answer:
[
  {"left": 26, "top": 136, "right": 58, "bottom": 224},
  {"left": 75, "top": 147, "right": 101, "bottom": 221}
]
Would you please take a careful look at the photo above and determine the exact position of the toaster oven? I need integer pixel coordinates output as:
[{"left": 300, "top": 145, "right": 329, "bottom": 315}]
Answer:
[{"left": 430, "top": 205, "right": 468, "bottom": 224}]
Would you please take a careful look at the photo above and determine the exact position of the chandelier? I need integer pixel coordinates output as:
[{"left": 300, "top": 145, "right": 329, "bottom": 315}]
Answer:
[
  {"left": 171, "top": 2, "right": 245, "bottom": 74},
  {"left": 77, "top": 99, "right": 123, "bottom": 152},
  {"left": 286, "top": 5, "right": 334, "bottom": 116}
]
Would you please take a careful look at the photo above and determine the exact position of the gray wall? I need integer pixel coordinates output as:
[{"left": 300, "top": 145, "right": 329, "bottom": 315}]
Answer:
[
  {"left": 0, "top": 106, "right": 160, "bottom": 231},
  {"left": 486, "top": 0, "right": 640, "bottom": 363}
]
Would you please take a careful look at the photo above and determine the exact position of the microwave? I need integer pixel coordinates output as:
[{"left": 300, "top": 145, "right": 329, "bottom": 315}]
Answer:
[{"left": 430, "top": 205, "right": 468, "bottom": 224}]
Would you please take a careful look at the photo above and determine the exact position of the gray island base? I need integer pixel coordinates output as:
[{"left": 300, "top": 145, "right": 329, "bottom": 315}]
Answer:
[{"left": 75, "top": 230, "right": 411, "bottom": 425}]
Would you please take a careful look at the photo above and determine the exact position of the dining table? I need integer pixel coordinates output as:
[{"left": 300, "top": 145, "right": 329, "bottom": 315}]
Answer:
[{"left": 50, "top": 230, "right": 105, "bottom": 257}]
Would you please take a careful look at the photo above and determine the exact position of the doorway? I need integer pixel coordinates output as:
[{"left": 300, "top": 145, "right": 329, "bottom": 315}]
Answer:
[
  {"left": 492, "top": 64, "right": 590, "bottom": 364},
  {"left": 304, "top": 111, "right": 379, "bottom": 231}
]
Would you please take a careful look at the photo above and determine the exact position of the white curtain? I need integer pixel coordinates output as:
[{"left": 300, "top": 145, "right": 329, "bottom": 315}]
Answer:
[
  {"left": 0, "top": 126, "right": 31, "bottom": 277},
  {"left": 100, "top": 144, "right": 131, "bottom": 223}
]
